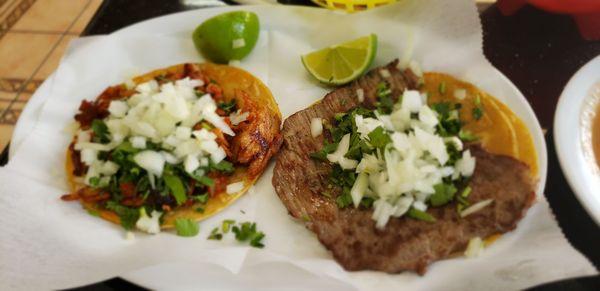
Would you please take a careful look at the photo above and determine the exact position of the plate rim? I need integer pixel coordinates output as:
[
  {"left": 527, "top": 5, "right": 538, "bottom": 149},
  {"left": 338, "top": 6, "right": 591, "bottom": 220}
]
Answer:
[{"left": 553, "top": 55, "right": 600, "bottom": 225}]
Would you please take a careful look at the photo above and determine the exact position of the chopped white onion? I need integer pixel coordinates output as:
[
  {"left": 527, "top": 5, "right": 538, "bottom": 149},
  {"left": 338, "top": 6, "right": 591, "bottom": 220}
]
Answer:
[
  {"left": 356, "top": 88, "right": 365, "bottom": 103},
  {"left": 455, "top": 150, "right": 476, "bottom": 177},
  {"left": 226, "top": 181, "right": 245, "bottom": 194},
  {"left": 460, "top": 199, "right": 494, "bottom": 218},
  {"left": 350, "top": 172, "right": 368, "bottom": 208},
  {"left": 184, "top": 155, "right": 200, "bottom": 174},
  {"left": 99, "top": 161, "right": 119, "bottom": 176},
  {"left": 355, "top": 115, "right": 384, "bottom": 139},
  {"left": 229, "top": 60, "right": 241, "bottom": 67},
  {"left": 327, "top": 134, "right": 358, "bottom": 170},
  {"left": 133, "top": 150, "right": 165, "bottom": 177},
  {"left": 379, "top": 69, "right": 391, "bottom": 78},
  {"left": 108, "top": 100, "right": 129, "bottom": 118},
  {"left": 80, "top": 149, "right": 98, "bottom": 166},
  {"left": 135, "top": 208, "right": 162, "bottom": 234},
  {"left": 175, "top": 126, "right": 192, "bottom": 140},
  {"left": 310, "top": 118, "right": 323, "bottom": 137},
  {"left": 131, "top": 136, "right": 146, "bottom": 149},
  {"left": 464, "top": 237, "right": 484, "bottom": 258},
  {"left": 401, "top": 90, "right": 423, "bottom": 113},
  {"left": 454, "top": 89, "right": 467, "bottom": 100},
  {"left": 230, "top": 110, "right": 249, "bottom": 126}
]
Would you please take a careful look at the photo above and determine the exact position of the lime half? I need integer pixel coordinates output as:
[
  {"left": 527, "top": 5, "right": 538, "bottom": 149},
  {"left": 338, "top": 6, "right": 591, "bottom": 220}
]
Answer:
[
  {"left": 301, "top": 34, "right": 377, "bottom": 86},
  {"left": 192, "top": 11, "right": 260, "bottom": 63}
]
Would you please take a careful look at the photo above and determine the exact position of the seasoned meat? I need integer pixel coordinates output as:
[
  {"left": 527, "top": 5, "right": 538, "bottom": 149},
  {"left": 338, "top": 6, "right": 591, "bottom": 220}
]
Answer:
[{"left": 272, "top": 60, "right": 536, "bottom": 274}]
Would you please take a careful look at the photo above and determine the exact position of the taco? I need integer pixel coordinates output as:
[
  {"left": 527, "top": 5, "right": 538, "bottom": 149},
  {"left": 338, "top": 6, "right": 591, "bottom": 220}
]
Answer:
[
  {"left": 272, "top": 60, "right": 537, "bottom": 274},
  {"left": 62, "top": 63, "right": 282, "bottom": 233}
]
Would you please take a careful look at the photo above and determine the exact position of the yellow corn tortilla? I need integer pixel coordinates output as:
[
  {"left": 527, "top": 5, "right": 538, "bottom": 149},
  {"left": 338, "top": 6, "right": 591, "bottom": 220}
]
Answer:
[{"left": 66, "top": 63, "right": 281, "bottom": 229}]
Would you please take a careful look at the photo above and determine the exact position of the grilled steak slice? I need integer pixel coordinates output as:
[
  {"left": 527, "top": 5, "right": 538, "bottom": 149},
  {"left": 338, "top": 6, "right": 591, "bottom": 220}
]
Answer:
[{"left": 272, "top": 60, "right": 536, "bottom": 274}]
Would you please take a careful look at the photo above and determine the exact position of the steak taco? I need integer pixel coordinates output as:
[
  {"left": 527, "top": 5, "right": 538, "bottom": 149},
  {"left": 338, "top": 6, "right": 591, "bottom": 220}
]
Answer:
[
  {"left": 272, "top": 60, "right": 537, "bottom": 274},
  {"left": 62, "top": 63, "right": 282, "bottom": 233}
]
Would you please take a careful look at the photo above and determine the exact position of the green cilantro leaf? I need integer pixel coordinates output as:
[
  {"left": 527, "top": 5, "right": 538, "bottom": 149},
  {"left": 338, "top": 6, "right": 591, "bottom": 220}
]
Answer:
[
  {"left": 222, "top": 219, "right": 235, "bottom": 233},
  {"left": 163, "top": 174, "right": 187, "bottom": 205},
  {"left": 193, "top": 193, "right": 209, "bottom": 204},
  {"left": 335, "top": 191, "right": 353, "bottom": 208},
  {"left": 461, "top": 186, "right": 472, "bottom": 198},
  {"left": 232, "top": 222, "right": 265, "bottom": 248},
  {"left": 309, "top": 142, "right": 339, "bottom": 161},
  {"left": 473, "top": 107, "right": 484, "bottom": 120},
  {"left": 174, "top": 218, "right": 199, "bottom": 237},
  {"left": 375, "top": 82, "right": 394, "bottom": 114},
  {"left": 458, "top": 129, "right": 479, "bottom": 142},
  {"left": 211, "top": 160, "right": 235, "bottom": 174},
  {"left": 105, "top": 201, "right": 140, "bottom": 230},
  {"left": 208, "top": 227, "right": 223, "bottom": 240},
  {"left": 218, "top": 99, "right": 237, "bottom": 115},
  {"left": 429, "top": 183, "right": 458, "bottom": 207},
  {"left": 189, "top": 170, "right": 214, "bottom": 187},
  {"left": 367, "top": 126, "right": 391, "bottom": 151},
  {"left": 407, "top": 207, "right": 436, "bottom": 222},
  {"left": 91, "top": 119, "right": 110, "bottom": 144}
]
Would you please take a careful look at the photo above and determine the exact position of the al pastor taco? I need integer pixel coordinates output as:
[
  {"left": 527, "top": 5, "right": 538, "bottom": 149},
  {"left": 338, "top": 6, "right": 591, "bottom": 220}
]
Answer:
[{"left": 62, "top": 63, "right": 282, "bottom": 233}]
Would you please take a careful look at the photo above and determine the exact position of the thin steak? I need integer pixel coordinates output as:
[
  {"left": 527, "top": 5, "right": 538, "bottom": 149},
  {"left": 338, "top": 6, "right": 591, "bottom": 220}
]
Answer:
[{"left": 272, "top": 60, "right": 536, "bottom": 274}]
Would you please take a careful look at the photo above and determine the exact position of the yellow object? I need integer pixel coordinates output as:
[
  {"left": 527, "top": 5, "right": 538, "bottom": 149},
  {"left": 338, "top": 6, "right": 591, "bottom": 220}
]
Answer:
[{"left": 311, "top": 0, "right": 397, "bottom": 13}]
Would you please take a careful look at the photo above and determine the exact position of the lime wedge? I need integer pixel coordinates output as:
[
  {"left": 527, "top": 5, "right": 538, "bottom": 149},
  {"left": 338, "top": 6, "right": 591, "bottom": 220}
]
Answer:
[
  {"left": 192, "top": 11, "right": 260, "bottom": 63},
  {"left": 301, "top": 34, "right": 377, "bottom": 86}
]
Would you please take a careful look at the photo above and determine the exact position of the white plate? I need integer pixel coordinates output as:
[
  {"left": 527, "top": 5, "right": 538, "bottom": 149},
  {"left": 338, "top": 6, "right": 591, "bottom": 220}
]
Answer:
[
  {"left": 8, "top": 4, "right": 549, "bottom": 290},
  {"left": 554, "top": 55, "right": 600, "bottom": 225}
]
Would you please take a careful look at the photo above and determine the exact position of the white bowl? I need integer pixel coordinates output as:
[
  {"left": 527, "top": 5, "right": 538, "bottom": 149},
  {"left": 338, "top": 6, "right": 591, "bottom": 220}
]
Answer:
[{"left": 554, "top": 55, "right": 600, "bottom": 225}]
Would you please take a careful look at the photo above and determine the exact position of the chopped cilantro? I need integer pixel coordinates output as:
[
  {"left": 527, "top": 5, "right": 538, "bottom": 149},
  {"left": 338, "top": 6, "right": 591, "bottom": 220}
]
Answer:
[
  {"left": 473, "top": 95, "right": 484, "bottom": 120},
  {"left": 193, "top": 193, "right": 209, "bottom": 204},
  {"left": 222, "top": 219, "right": 235, "bottom": 233},
  {"left": 461, "top": 186, "right": 472, "bottom": 198},
  {"left": 459, "top": 129, "right": 478, "bottom": 142},
  {"left": 195, "top": 207, "right": 205, "bottom": 213},
  {"left": 438, "top": 82, "right": 447, "bottom": 94},
  {"left": 91, "top": 119, "right": 110, "bottom": 144},
  {"left": 375, "top": 82, "right": 394, "bottom": 114},
  {"left": 335, "top": 191, "right": 353, "bottom": 208},
  {"left": 105, "top": 201, "right": 140, "bottom": 230},
  {"left": 189, "top": 170, "right": 214, "bottom": 187},
  {"left": 208, "top": 227, "right": 223, "bottom": 240},
  {"left": 359, "top": 196, "right": 375, "bottom": 208},
  {"left": 218, "top": 99, "right": 237, "bottom": 115},
  {"left": 429, "top": 183, "right": 458, "bottom": 207},
  {"left": 87, "top": 209, "right": 100, "bottom": 217},
  {"left": 174, "top": 218, "right": 199, "bottom": 237},
  {"left": 211, "top": 160, "right": 235, "bottom": 174},
  {"left": 431, "top": 102, "right": 463, "bottom": 136},
  {"left": 232, "top": 222, "right": 265, "bottom": 248},
  {"left": 407, "top": 208, "right": 436, "bottom": 223},
  {"left": 456, "top": 195, "right": 469, "bottom": 206},
  {"left": 163, "top": 173, "right": 187, "bottom": 205},
  {"left": 473, "top": 107, "right": 484, "bottom": 120},
  {"left": 309, "top": 142, "right": 338, "bottom": 161},
  {"left": 89, "top": 176, "right": 101, "bottom": 187},
  {"left": 367, "top": 126, "right": 391, "bottom": 151}
]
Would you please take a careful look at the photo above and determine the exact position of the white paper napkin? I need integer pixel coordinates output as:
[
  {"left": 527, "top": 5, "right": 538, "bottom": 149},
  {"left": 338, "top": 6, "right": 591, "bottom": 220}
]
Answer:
[{"left": 0, "top": 1, "right": 596, "bottom": 290}]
